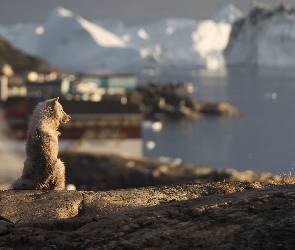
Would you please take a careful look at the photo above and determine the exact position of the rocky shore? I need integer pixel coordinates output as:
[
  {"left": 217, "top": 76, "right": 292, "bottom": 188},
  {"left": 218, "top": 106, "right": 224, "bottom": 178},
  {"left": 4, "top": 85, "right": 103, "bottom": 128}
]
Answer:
[
  {"left": 0, "top": 181, "right": 294, "bottom": 249},
  {"left": 60, "top": 152, "right": 277, "bottom": 191},
  {"left": 129, "top": 81, "right": 241, "bottom": 120}
]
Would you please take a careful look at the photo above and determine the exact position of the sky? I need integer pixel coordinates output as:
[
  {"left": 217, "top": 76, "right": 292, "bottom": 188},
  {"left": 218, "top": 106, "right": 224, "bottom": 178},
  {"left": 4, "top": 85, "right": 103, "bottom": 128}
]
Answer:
[{"left": 0, "top": 0, "right": 293, "bottom": 26}]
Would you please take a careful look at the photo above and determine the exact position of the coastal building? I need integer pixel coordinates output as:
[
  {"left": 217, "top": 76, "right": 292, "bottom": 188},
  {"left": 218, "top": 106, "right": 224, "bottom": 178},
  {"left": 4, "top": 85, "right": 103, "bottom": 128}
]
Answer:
[
  {"left": 1, "top": 73, "right": 138, "bottom": 100},
  {"left": 76, "top": 73, "right": 138, "bottom": 93}
]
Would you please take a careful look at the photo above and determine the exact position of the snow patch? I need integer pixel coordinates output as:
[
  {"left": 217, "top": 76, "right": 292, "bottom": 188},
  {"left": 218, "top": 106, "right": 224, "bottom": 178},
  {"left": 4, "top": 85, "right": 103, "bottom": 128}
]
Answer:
[
  {"left": 137, "top": 28, "right": 149, "bottom": 40},
  {"left": 213, "top": 3, "right": 244, "bottom": 23},
  {"left": 35, "top": 26, "right": 44, "bottom": 35},
  {"left": 77, "top": 16, "right": 125, "bottom": 48},
  {"left": 57, "top": 6, "right": 74, "bottom": 17}
]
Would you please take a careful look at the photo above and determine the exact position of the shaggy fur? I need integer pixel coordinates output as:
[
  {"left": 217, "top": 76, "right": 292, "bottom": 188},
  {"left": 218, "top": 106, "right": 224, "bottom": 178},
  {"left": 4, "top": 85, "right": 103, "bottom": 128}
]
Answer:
[{"left": 11, "top": 97, "right": 71, "bottom": 190}]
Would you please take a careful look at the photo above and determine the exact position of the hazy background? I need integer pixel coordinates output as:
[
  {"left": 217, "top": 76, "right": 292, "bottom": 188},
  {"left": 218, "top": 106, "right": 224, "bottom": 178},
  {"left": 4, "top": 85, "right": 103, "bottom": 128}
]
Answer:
[{"left": 0, "top": 0, "right": 292, "bottom": 26}]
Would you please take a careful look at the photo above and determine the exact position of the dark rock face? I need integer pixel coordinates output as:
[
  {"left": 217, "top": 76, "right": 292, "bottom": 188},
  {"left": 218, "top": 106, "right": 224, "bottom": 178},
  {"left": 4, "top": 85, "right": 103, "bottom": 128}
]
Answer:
[
  {"left": 248, "top": 3, "right": 295, "bottom": 25},
  {"left": 0, "top": 36, "right": 62, "bottom": 74},
  {"left": 227, "top": 3, "right": 295, "bottom": 47}
]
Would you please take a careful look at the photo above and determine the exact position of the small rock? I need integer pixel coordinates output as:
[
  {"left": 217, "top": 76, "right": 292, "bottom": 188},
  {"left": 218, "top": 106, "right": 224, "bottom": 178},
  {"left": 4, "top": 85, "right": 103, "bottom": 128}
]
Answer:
[
  {"left": 27, "top": 235, "right": 45, "bottom": 244},
  {"left": 0, "top": 225, "right": 8, "bottom": 236},
  {"left": 121, "top": 225, "right": 131, "bottom": 232}
]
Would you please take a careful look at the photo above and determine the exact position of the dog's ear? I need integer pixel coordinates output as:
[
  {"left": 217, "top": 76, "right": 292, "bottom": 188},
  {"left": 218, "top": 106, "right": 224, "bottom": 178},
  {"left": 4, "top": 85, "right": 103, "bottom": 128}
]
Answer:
[
  {"left": 48, "top": 97, "right": 59, "bottom": 109},
  {"left": 53, "top": 97, "right": 59, "bottom": 105}
]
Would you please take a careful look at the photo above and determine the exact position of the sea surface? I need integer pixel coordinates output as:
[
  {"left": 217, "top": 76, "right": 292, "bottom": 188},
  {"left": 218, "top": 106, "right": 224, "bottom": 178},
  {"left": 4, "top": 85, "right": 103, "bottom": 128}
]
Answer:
[{"left": 139, "top": 66, "right": 295, "bottom": 175}]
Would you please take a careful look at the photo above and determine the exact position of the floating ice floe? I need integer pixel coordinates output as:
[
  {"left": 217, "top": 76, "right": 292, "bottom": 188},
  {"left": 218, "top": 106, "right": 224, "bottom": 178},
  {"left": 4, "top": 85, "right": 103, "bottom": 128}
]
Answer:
[
  {"left": 151, "top": 121, "right": 162, "bottom": 132},
  {"left": 263, "top": 92, "right": 278, "bottom": 100},
  {"left": 146, "top": 141, "right": 156, "bottom": 150}
]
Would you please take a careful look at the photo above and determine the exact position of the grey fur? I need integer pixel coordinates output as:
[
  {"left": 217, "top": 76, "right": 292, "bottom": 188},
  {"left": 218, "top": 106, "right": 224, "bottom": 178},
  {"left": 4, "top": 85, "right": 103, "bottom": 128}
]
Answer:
[{"left": 11, "top": 97, "right": 71, "bottom": 190}]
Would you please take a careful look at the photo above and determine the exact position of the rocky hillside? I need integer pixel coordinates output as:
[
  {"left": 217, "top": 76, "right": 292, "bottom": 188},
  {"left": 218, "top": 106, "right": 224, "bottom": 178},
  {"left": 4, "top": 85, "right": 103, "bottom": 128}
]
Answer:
[
  {"left": 0, "top": 181, "right": 294, "bottom": 249},
  {"left": 0, "top": 36, "right": 62, "bottom": 74}
]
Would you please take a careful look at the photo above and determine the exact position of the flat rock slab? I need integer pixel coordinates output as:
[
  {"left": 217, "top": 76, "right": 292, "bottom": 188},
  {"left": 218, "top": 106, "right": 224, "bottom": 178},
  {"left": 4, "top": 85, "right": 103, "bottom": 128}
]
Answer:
[
  {"left": 1, "top": 183, "right": 216, "bottom": 223},
  {"left": 0, "top": 182, "right": 275, "bottom": 223},
  {"left": 0, "top": 190, "right": 83, "bottom": 223},
  {"left": 0, "top": 184, "right": 294, "bottom": 249}
]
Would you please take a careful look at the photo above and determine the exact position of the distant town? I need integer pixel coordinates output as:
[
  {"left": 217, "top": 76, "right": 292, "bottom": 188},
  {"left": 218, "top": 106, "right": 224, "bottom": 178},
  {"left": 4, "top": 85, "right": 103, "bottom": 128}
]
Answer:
[{"left": 0, "top": 64, "right": 198, "bottom": 158}]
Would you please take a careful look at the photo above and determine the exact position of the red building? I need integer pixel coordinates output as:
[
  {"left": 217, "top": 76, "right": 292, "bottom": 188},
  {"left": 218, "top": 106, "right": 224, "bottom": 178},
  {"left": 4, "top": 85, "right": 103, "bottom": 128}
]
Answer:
[{"left": 4, "top": 97, "right": 143, "bottom": 157}]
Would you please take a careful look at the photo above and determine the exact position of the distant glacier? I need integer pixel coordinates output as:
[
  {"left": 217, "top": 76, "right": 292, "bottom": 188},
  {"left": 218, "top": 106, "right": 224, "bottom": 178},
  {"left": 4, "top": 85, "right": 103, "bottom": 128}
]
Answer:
[{"left": 0, "top": 3, "right": 295, "bottom": 73}]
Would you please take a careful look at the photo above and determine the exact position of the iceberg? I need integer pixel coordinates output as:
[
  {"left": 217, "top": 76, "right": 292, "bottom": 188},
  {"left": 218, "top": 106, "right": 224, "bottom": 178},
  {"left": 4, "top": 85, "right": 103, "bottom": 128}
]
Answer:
[
  {"left": 213, "top": 3, "right": 244, "bottom": 24},
  {"left": 33, "top": 7, "right": 141, "bottom": 73},
  {"left": 4, "top": 4, "right": 295, "bottom": 72},
  {"left": 0, "top": 5, "right": 239, "bottom": 73},
  {"left": 123, "top": 18, "right": 232, "bottom": 69},
  {"left": 224, "top": 3, "right": 295, "bottom": 67}
]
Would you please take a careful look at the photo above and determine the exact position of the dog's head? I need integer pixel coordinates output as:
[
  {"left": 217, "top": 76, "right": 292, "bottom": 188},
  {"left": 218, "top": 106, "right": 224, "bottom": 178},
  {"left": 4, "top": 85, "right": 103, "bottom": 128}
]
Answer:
[{"left": 48, "top": 97, "right": 71, "bottom": 124}]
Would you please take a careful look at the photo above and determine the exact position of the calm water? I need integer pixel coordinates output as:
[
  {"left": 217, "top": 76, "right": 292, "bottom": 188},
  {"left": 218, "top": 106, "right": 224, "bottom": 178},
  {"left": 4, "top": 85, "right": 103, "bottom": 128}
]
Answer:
[{"left": 139, "top": 67, "right": 295, "bottom": 175}]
